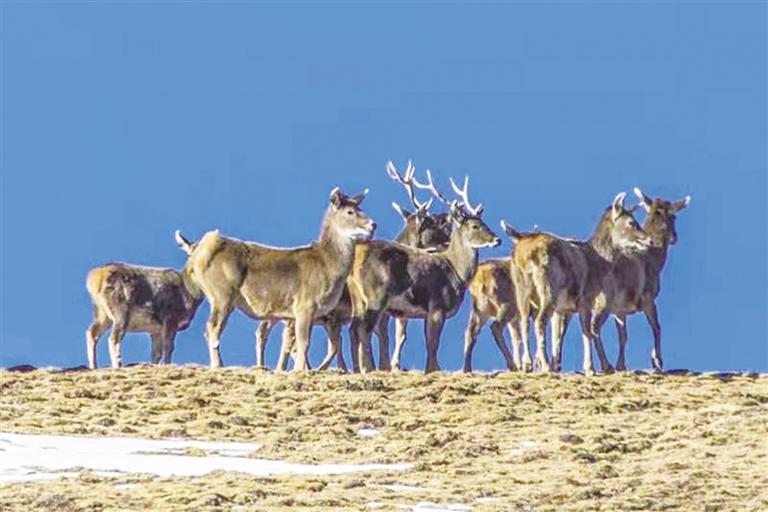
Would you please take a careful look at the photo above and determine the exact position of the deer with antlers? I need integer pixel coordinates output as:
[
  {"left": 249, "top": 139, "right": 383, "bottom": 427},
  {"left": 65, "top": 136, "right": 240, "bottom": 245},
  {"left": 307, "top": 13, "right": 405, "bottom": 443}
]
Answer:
[
  {"left": 590, "top": 188, "right": 691, "bottom": 372},
  {"left": 348, "top": 171, "right": 500, "bottom": 373},
  {"left": 254, "top": 161, "right": 452, "bottom": 372},
  {"left": 502, "top": 193, "right": 655, "bottom": 374},
  {"left": 175, "top": 188, "right": 375, "bottom": 370}
]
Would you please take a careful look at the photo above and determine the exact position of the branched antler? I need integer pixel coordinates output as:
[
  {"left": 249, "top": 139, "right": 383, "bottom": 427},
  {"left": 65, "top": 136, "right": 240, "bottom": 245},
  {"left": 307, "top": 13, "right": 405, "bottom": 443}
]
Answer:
[
  {"left": 386, "top": 160, "right": 432, "bottom": 211},
  {"left": 449, "top": 176, "right": 484, "bottom": 216},
  {"left": 412, "top": 169, "right": 450, "bottom": 206}
]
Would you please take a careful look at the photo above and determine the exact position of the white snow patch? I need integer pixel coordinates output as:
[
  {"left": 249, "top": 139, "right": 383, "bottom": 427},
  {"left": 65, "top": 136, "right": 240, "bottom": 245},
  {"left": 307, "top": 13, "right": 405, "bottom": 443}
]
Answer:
[
  {"left": 0, "top": 432, "right": 411, "bottom": 484},
  {"left": 357, "top": 428, "right": 380, "bottom": 438}
]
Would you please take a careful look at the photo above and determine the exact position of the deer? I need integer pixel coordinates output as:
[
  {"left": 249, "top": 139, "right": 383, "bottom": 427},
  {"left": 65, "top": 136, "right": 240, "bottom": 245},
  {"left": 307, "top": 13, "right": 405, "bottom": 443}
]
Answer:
[
  {"left": 257, "top": 161, "right": 453, "bottom": 372},
  {"left": 590, "top": 188, "right": 691, "bottom": 372},
  {"left": 348, "top": 173, "right": 500, "bottom": 373},
  {"left": 175, "top": 187, "right": 376, "bottom": 370},
  {"left": 85, "top": 263, "right": 203, "bottom": 369},
  {"left": 501, "top": 192, "right": 655, "bottom": 375}
]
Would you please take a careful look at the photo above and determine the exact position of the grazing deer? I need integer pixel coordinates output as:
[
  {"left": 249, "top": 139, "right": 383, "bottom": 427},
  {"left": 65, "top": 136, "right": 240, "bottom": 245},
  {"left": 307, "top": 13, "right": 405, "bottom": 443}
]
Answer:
[
  {"left": 502, "top": 193, "right": 653, "bottom": 375},
  {"left": 349, "top": 174, "right": 500, "bottom": 373},
  {"left": 175, "top": 187, "right": 375, "bottom": 370},
  {"left": 257, "top": 161, "right": 452, "bottom": 372},
  {"left": 591, "top": 188, "right": 691, "bottom": 371},
  {"left": 85, "top": 263, "right": 203, "bottom": 369}
]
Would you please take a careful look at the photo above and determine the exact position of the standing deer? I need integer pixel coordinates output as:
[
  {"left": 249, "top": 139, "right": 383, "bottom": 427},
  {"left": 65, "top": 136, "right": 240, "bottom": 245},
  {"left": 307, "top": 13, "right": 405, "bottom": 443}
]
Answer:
[
  {"left": 85, "top": 263, "right": 203, "bottom": 369},
  {"left": 175, "top": 187, "right": 375, "bottom": 370},
  {"left": 502, "top": 192, "right": 654, "bottom": 375},
  {"left": 349, "top": 174, "right": 500, "bottom": 373},
  {"left": 591, "top": 188, "right": 691, "bottom": 371},
  {"left": 257, "top": 161, "right": 452, "bottom": 372}
]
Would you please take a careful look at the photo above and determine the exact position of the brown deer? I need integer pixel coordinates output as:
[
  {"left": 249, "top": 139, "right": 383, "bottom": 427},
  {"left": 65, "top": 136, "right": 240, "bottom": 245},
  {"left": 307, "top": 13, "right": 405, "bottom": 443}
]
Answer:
[
  {"left": 175, "top": 187, "right": 375, "bottom": 370},
  {"left": 591, "top": 188, "right": 691, "bottom": 371},
  {"left": 85, "top": 263, "right": 203, "bottom": 369},
  {"left": 502, "top": 192, "right": 654, "bottom": 375},
  {"left": 349, "top": 175, "right": 500, "bottom": 373},
  {"left": 257, "top": 161, "right": 452, "bottom": 372}
]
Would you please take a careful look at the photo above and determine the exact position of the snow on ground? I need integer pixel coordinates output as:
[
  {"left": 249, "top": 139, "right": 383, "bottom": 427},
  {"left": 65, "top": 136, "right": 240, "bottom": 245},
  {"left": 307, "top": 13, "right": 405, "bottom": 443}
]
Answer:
[{"left": 0, "top": 432, "right": 411, "bottom": 484}]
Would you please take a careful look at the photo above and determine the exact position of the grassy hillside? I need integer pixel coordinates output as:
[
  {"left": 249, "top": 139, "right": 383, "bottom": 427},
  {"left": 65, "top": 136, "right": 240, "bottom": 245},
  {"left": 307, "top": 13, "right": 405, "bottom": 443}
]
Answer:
[{"left": 1, "top": 367, "right": 766, "bottom": 511}]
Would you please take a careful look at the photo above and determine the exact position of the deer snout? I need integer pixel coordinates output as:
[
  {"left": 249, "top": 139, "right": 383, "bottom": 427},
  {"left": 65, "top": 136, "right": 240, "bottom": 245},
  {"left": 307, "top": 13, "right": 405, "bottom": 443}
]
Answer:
[{"left": 491, "top": 237, "right": 501, "bottom": 248}]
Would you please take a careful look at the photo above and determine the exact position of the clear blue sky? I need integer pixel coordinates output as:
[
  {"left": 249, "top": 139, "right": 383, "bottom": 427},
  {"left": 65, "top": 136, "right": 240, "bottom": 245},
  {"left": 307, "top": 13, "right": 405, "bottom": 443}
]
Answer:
[{"left": 1, "top": 2, "right": 765, "bottom": 372}]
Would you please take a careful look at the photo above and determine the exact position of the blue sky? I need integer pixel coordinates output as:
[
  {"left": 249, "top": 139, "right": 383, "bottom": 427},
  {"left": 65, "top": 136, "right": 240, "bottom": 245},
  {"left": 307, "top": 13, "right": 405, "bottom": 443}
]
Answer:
[{"left": 1, "top": 2, "right": 765, "bottom": 372}]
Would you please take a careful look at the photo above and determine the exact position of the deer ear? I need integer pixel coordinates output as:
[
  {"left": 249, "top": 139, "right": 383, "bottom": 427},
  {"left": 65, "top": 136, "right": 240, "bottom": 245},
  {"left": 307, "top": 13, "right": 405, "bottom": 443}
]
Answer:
[
  {"left": 450, "top": 201, "right": 465, "bottom": 224},
  {"left": 175, "top": 230, "right": 194, "bottom": 255},
  {"left": 612, "top": 192, "right": 627, "bottom": 221},
  {"left": 349, "top": 188, "right": 369, "bottom": 206},
  {"left": 330, "top": 187, "right": 343, "bottom": 209},
  {"left": 391, "top": 202, "right": 411, "bottom": 221},
  {"left": 633, "top": 187, "right": 652, "bottom": 211},
  {"left": 671, "top": 196, "right": 691, "bottom": 212}
]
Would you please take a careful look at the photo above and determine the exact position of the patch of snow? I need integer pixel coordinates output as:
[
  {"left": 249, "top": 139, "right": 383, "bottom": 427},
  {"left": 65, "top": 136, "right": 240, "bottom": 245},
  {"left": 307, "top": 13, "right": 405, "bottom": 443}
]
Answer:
[
  {"left": 357, "top": 428, "right": 380, "bottom": 437},
  {"left": 0, "top": 432, "right": 412, "bottom": 484},
  {"left": 368, "top": 502, "right": 386, "bottom": 509}
]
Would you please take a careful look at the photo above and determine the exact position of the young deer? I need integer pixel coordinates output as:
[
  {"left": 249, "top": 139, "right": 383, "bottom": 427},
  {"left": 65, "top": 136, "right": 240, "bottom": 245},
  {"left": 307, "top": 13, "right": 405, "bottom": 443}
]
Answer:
[
  {"left": 349, "top": 175, "right": 500, "bottom": 373},
  {"left": 85, "top": 263, "right": 203, "bottom": 369},
  {"left": 591, "top": 188, "right": 690, "bottom": 371},
  {"left": 503, "top": 193, "right": 653, "bottom": 375},
  {"left": 258, "top": 161, "right": 452, "bottom": 372},
  {"left": 176, "top": 188, "right": 375, "bottom": 370}
]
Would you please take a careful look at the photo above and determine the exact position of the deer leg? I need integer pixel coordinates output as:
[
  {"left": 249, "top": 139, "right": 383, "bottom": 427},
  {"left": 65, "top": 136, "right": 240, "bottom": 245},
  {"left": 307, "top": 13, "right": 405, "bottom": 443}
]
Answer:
[
  {"left": 107, "top": 316, "right": 128, "bottom": 369},
  {"left": 292, "top": 312, "right": 314, "bottom": 372},
  {"left": 355, "top": 310, "right": 380, "bottom": 373},
  {"left": 150, "top": 331, "right": 163, "bottom": 365},
  {"left": 578, "top": 308, "right": 595, "bottom": 376},
  {"left": 590, "top": 308, "right": 614, "bottom": 374},
  {"left": 162, "top": 326, "right": 177, "bottom": 365},
  {"left": 517, "top": 301, "right": 533, "bottom": 372},
  {"left": 277, "top": 320, "right": 295, "bottom": 371},
  {"left": 463, "top": 309, "right": 484, "bottom": 373},
  {"left": 317, "top": 321, "right": 343, "bottom": 371},
  {"left": 490, "top": 320, "right": 516, "bottom": 371},
  {"left": 348, "top": 321, "right": 361, "bottom": 373},
  {"left": 204, "top": 304, "right": 232, "bottom": 368},
  {"left": 644, "top": 301, "right": 663, "bottom": 371},
  {"left": 255, "top": 320, "right": 276, "bottom": 368},
  {"left": 533, "top": 305, "right": 551, "bottom": 373},
  {"left": 424, "top": 309, "right": 445, "bottom": 374},
  {"left": 507, "top": 322, "right": 522, "bottom": 371},
  {"left": 390, "top": 317, "right": 408, "bottom": 371},
  {"left": 86, "top": 313, "right": 110, "bottom": 370},
  {"left": 375, "top": 314, "right": 391, "bottom": 371},
  {"left": 614, "top": 315, "right": 629, "bottom": 371}
]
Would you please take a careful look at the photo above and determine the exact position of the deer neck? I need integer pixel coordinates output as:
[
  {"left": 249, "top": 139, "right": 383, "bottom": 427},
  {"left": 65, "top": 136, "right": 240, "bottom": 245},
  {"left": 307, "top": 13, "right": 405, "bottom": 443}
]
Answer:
[
  {"left": 587, "top": 211, "right": 622, "bottom": 264},
  {"left": 441, "top": 230, "right": 479, "bottom": 284},
  {"left": 180, "top": 268, "right": 204, "bottom": 303},
  {"left": 316, "top": 218, "right": 357, "bottom": 276}
]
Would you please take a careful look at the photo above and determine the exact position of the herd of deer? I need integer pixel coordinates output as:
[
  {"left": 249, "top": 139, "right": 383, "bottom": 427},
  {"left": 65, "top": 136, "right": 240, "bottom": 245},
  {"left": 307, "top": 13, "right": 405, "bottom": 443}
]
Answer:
[{"left": 86, "top": 161, "right": 690, "bottom": 375}]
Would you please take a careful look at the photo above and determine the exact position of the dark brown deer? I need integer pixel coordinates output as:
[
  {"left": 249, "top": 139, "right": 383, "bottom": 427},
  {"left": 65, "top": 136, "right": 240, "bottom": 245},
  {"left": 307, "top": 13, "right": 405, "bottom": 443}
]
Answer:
[
  {"left": 349, "top": 175, "right": 500, "bottom": 373},
  {"left": 503, "top": 193, "right": 653, "bottom": 375},
  {"left": 85, "top": 263, "right": 203, "bottom": 369},
  {"left": 257, "top": 161, "right": 452, "bottom": 372},
  {"left": 591, "top": 188, "right": 691, "bottom": 371},
  {"left": 175, "top": 188, "right": 375, "bottom": 370}
]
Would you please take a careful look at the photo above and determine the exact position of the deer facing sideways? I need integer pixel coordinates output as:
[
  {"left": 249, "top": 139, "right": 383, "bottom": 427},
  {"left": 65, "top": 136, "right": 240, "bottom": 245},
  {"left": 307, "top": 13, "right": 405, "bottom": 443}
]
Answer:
[
  {"left": 349, "top": 175, "right": 500, "bottom": 373},
  {"left": 502, "top": 193, "right": 655, "bottom": 375},
  {"left": 175, "top": 187, "right": 375, "bottom": 370},
  {"left": 85, "top": 263, "right": 203, "bottom": 369},
  {"left": 590, "top": 188, "right": 691, "bottom": 371}
]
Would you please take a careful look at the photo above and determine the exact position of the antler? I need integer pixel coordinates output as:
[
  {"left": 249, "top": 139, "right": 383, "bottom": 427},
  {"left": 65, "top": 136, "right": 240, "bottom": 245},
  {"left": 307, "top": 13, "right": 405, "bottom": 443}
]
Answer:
[
  {"left": 386, "top": 160, "right": 432, "bottom": 211},
  {"left": 412, "top": 169, "right": 450, "bottom": 205},
  {"left": 449, "top": 176, "right": 483, "bottom": 216}
]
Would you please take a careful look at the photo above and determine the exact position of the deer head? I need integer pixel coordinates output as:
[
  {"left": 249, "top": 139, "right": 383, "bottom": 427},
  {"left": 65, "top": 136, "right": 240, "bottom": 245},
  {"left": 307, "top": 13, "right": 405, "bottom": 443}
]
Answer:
[
  {"left": 599, "top": 192, "right": 653, "bottom": 254},
  {"left": 634, "top": 187, "right": 691, "bottom": 246},
  {"left": 327, "top": 187, "right": 376, "bottom": 241},
  {"left": 387, "top": 161, "right": 452, "bottom": 249}
]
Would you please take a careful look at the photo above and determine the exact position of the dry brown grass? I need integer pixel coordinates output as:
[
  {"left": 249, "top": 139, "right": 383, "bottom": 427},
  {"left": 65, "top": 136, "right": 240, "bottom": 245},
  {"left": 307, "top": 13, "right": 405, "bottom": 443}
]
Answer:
[{"left": 1, "top": 366, "right": 767, "bottom": 511}]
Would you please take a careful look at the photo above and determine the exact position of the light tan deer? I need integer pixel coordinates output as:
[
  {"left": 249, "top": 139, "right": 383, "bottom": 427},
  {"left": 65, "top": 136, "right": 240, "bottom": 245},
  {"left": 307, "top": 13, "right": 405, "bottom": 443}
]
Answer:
[
  {"left": 349, "top": 175, "right": 500, "bottom": 373},
  {"left": 85, "top": 263, "right": 203, "bottom": 369},
  {"left": 591, "top": 188, "right": 691, "bottom": 371},
  {"left": 175, "top": 187, "right": 375, "bottom": 370},
  {"left": 502, "top": 193, "right": 654, "bottom": 375}
]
